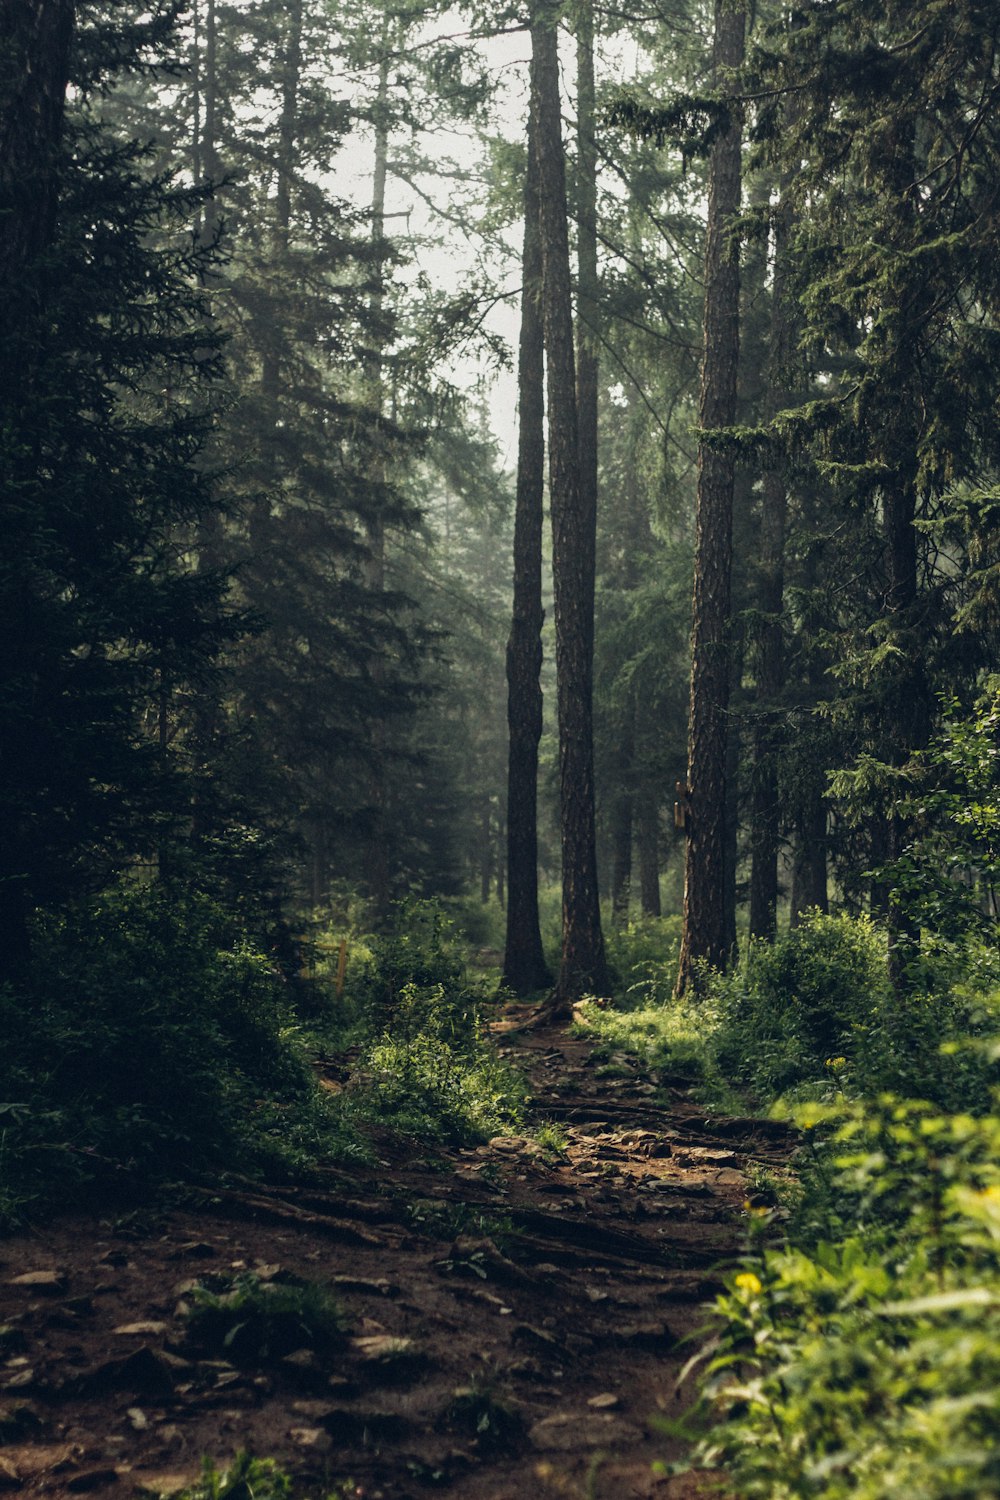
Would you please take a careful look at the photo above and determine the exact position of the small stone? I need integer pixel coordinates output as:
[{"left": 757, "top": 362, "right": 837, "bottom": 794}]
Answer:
[
  {"left": 126, "top": 1409, "right": 148, "bottom": 1431},
  {"left": 289, "top": 1426, "right": 332, "bottom": 1453},
  {"left": 281, "top": 1349, "right": 320, "bottom": 1372},
  {"left": 112, "top": 1323, "right": 168, "bottom": 1338},
  {"left": 529, "top": 1410, "right": 639, "bottom": 1450},
  {"left": 133, "top": 1471, "right": 200, "bottom": 1497},
  {"left": 0, "top": 1457, "right": 18, "bottom": 1489},
  {"left": 488, "top": 1136, "right": 528, "bottom": 1153},
  {"left": 7, "top": 1272, "right": 66, "bottom": 1295},
  {"left": 587, "top": 1393, "right": 619, "bottom": 1409},
  {"left": 351, "top": 1335, "right": 414, "bottom": 1361},
  {"left": 0, "top": 1446, "right": 74, "bottom": 1477}
]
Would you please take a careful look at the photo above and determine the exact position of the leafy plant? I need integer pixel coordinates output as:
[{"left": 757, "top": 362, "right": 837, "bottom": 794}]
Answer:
[
  {"left": 681, "top": 1094, "right": 1000, "bottom": 1499},
  {"left": 171, "top": 1454, "right": 292, "bottom": 1500},
  {"left": 184, "top": 1273, "right": 345, "bottom": 1365}
]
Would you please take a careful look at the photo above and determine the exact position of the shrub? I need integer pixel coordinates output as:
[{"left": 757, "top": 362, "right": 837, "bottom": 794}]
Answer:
[
  {"left": 342, "top": 903, "right": 528, "bottom": 1145},
  {"left": 603, "top": 915, "right": 684, "bottom": 1009},
  {"left": 0, "top": 883, "right": 317, "bottom": 1221},
  {"left": 707, "top": 912, "right": 891, "bottom": 1100},
  {"left": 184, "top": 1272, "right": 345, "bottom": 1364},
  {"left": 684, "top": 1093, "right": 1000, "bottom": 1500}
]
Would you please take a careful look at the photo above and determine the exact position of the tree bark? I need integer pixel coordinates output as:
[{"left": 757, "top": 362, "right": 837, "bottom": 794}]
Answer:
[
  {"left": 610, "top": 700, "right": 635, "bottom": 926},
  {"left": 575, "top": 0, "right": 598, "bottom": 662},
  {"left": 364, "top": 34, "right": 393, "bottom": 922},
  {"left": 503, "top": 62, "right": 552, "bottom": 993},
  {"left": 748, "top": 189, "right": 792, "bottom": 940},
  {"left": 637, "top": 788, "right": 661, "bottom": 917},
  {"left": 532, "top": 3, "right": 609, "bottom": 1001},
  {"left": 676, "top": 0, "right": 745, "bottom": 995},
  {"left": 790, "top": 785, "right": 828, "bottom": 925}
]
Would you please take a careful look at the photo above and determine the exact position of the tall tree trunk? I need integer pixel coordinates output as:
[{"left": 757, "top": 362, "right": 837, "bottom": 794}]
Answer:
[
  {"left": 722, "top": 637, "right": 743, "bottom": 957},
  {"left": 364, "top": 36, "right": 393, "bottom": 922},
  {"left": 789, "top": 785, "right": 828, "bottom": 925},
  {"left": 532, "top": 2, "right": 609, "bottom": 1002},
  {"left": 748, "top": 190, "right": 792, "bottom": 940},
  {"left": 676, "top": 0, "right": 746, "bottom": 995},
  {"left": 575, "top": 0, "right": 598, "bottom": 652},
  {"left": 259, "top": 0, "right": 300, "bottom": 406},
  {"left": 610, "top": 759, "right": 634, "bottom": 926},
  {"left": 503, "top": 61, "right": 552, "bottom": 993},
  {"left": 637, "top": 788, "right": 661, "bottom": 916}
]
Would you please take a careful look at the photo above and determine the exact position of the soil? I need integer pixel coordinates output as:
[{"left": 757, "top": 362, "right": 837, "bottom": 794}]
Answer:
[{"left": 0, "top": 1014, "right": 796, "bottom": 1500}]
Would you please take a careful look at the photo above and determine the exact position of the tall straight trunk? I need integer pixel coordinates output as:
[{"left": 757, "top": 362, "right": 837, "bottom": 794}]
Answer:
[
  {"left": 259, "top": 0, "right": 301, "bottom": 407},
  {"left": 364, "top": 36, "right": 392, "bottom": 921},
  {"left": 748, "top": 190, "right": 792, "bottom": 940},
  {"left": 676, "top": 0, "right": 746, "bottom": 995},
  {"left": 722, "top": 638, "right": 743, "bottom": 956},
  {"left": 532, "top": 3, "right": 609, "bottom": 1002},
  {"left": 637, "top": 788, "right": 661, "bottom": 916},
  {"left": 610, "top": 749, "right": 634, "bottom": 926},
  {"left": 790, "top": 786, "right": 828, "bottom": 925},
  {"left": 575, "top": 0, "right": 598, "bottom": 645},
  {"left": 503, "top": 64, "right": 552, "bottom": 993}
]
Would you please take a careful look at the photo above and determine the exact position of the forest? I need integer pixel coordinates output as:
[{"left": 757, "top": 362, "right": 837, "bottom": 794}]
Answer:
[{"left": 1, "top": 0, "right": 1000, "bottom": 1495}]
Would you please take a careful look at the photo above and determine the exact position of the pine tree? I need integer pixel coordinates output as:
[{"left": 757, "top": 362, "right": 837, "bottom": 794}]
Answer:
[{"left": 0, "top": 0, "right": 233, "bottom": 968}]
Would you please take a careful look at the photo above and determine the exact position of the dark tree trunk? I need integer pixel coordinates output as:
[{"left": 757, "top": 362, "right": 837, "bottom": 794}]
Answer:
[
  {"left": 259, "top": 0, "right": 300, "bottom": 406},
  {"left": 748, "top": 192, "right": 792, "bottom": 941},
  {"left": 610, "top": 705, "right": 634, "bottom": 926},
  {"left": 575, "top": 0, "right": 598, "bottom": 649},
  {"left": 789, "top": 786, "right": 828, "bottom": 926},
  {"left": 480, "top": 796, "right": 493, "bottom": 906},
  {"left": 364, "top": 36, "right": 392, "bottom": 922},
  {"left": 502, "top": 66, "right": 552, "bottom": 992},
  {"left": 637, "top": 789, "right": 661, "bottom": 916},
  {"left": 722, "top": 641, "right": 743, "bottom": 959},
  {"left": 532, "top": 3, "right": 609, "bottom": 1002},
  {"left": 676, "top": 0, "right": 745, "bottom": 995}
]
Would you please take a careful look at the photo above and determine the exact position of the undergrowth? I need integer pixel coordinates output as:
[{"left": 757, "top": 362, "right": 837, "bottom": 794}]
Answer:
[{"left": 0, "top": 892, "right": 527, "bottom": 1229}]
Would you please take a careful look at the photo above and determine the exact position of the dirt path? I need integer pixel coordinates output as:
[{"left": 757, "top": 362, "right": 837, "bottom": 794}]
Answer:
[{"left": 0, "top": 1020, "right": 794, "bottom": 1499}]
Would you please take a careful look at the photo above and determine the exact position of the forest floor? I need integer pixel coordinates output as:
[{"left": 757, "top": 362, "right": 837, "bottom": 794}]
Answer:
[{"left": 0, "top": 1011, "right": 796, "bottom": 1500}]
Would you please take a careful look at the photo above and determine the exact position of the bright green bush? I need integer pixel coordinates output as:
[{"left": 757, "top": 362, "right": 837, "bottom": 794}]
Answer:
[
  {"left": 360, "top": 1026, "right": 527, "bottom": 1144},
  {"left": 707, "top": 913, "right": 890, "bottom": 1101},
  {"left": 340, "top": 902, "right": 528, "bottom": 1144},
  {"left": 604, "top": 915, "right": 684, "bottom": 1008},
  {"left": 572, "top": 995, "right": 711, "bottom": 1082},
  {"left": 685, "top": 1093, "right": 1000, "bottom": 1499}
]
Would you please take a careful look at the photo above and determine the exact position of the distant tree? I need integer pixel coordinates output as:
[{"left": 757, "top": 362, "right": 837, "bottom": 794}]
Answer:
[
  {"left": 503, "top": 57, "right": 552, "bottom": 995},
  {"left": 532, "top": 0, "right": 610, "bottom": 1002},
  {"left": 676, "top": 0, "right": 746, "bottom": 995}
]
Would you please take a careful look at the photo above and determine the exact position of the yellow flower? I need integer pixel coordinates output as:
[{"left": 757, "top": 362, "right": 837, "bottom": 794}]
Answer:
[{"left": 735, "top": 1272, "right": 762, "bottom": 1295}]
